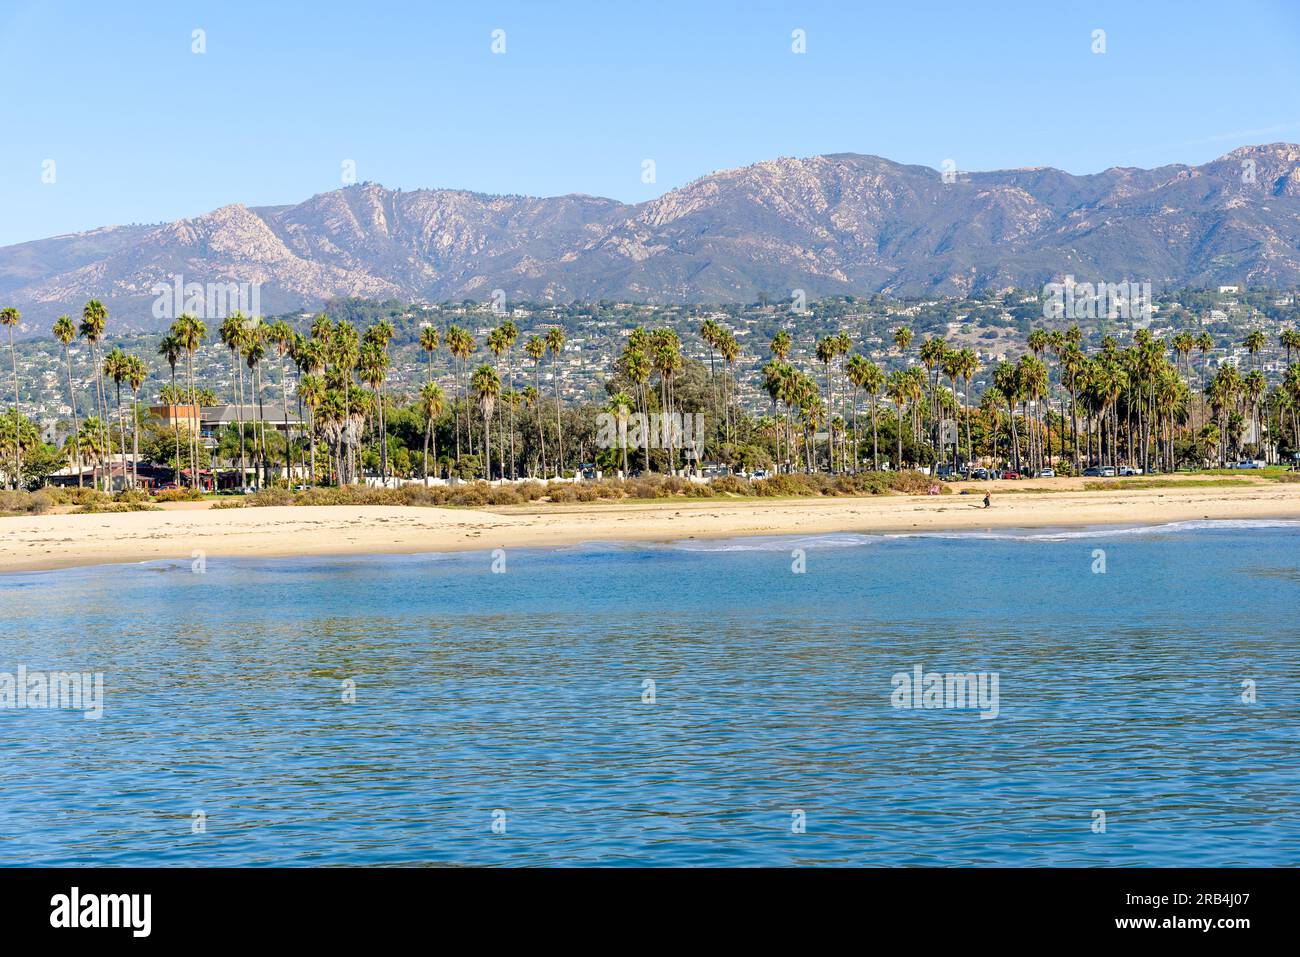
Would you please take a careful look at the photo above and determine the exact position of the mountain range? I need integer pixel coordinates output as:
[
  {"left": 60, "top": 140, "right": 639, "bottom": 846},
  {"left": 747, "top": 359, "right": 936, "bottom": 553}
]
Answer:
[{"left": 2, "top": 144, "right": 1299, "bottom": 334}]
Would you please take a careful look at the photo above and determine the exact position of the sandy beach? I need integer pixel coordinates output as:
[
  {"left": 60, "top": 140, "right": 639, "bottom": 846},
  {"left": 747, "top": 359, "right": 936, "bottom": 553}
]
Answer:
[{"left": 2, "top": 477, "right": 1298, "bottom": 573}]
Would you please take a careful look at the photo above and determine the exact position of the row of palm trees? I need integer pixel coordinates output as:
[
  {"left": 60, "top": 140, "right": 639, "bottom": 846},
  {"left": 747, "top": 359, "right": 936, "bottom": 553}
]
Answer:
[
  {"left": 757, "top": 320, "right": 1300, "bottom": 474},
  {"left": 4, "top": 294, "right": 1300, "bottom": 490}
]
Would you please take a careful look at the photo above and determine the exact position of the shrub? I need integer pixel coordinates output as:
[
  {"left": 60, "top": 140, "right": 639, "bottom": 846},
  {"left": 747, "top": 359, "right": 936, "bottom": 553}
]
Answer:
[
  {"left": 153, "top": 487, "right": 205, "bottom": 503},
  {"left": 0, "top": 490, "right": 55, "bottom": 515}
]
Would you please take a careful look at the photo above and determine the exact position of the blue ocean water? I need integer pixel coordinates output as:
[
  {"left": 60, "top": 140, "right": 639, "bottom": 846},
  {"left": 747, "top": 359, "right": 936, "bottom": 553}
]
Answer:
[{"left": 1, "top": 519, "right": 1298, "bottom": 867}]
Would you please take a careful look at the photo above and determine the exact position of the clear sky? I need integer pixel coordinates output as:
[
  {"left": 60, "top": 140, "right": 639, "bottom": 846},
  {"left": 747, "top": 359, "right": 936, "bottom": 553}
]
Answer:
[{"left": 2, "top": 0, "right": 1299, "bottom": 247}]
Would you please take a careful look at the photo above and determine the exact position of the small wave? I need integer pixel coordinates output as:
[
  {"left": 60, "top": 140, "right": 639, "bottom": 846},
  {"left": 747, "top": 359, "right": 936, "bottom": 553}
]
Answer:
[
  {"left": 670, "top": 533, "right": 883, "bottom": 552},
  {"left": 889, "top": 519, "right": 1300, "bottom": 542},
  {"left": 668, "top": 519, "right": 1300, "bottom": 551}
]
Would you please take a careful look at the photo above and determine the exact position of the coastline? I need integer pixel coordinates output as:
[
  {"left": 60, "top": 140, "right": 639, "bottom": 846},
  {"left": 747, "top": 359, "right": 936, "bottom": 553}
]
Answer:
[{"left": 3, "top": 479, "right": 1299, "bottom": 574}]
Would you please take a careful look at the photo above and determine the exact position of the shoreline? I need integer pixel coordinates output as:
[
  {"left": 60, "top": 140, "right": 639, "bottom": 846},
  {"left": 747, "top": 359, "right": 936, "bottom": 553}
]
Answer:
[{"left": 2, "top": 480, "right": 1299, "bottom": 574}]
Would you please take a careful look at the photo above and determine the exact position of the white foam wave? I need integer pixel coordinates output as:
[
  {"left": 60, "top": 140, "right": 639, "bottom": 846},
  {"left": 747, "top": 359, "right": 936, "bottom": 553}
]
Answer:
[
  {"left": 890, "top": 519, "right": 1300, "bottom": 542},
  {"left": 669, "top": 519, "right": 1300, "bottom": 550},
  {"left": 670, "top": 533, "right": 883, "bottom": 552}
]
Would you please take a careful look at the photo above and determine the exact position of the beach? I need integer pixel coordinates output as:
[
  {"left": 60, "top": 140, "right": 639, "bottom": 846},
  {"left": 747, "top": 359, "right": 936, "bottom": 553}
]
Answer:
[{"left": 3, "top": 477, "right": 1299, "bottom": 573}]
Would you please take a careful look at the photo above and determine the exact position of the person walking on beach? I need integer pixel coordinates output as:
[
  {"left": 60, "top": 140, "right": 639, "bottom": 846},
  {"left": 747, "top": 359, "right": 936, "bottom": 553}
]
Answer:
[{"left": 983, "top": 491, "right": 991, "bottom": 509}]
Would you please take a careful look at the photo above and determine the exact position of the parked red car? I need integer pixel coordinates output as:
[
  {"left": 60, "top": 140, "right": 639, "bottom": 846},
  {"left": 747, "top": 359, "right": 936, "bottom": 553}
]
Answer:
[{"left": 1001, "top": 470, "right": 1021, "bottom": 480}]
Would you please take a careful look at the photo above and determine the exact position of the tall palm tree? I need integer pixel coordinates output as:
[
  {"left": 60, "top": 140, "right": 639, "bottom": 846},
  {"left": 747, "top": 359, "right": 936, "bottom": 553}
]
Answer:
[
  {"left": 992, "top": 362, "right": 1023, "bottom": 470},
  {"left": 244, "top": 330, "right": 268, "bottom": 487},
  {"left": 545, "top": 327, "right": 566, "bottom": 473},
  {"left": 157, "top": 332, "right": 184, "bottom": 481},
  {"left": 172, "top": 314, "right": 208, "bottom": 489},
  {"left": 219, "top": 313, "right": 248, "bottom": 486},
  {"left": 487, "top": 326, "right": 509, "bottom": 478},
  {"left": 79, "top": 300, "right": 111, "bottom": 490},
  {"left": 126, "top": 353, "right": 147, "bottom": 488},
  {"left": 471, "top": 363, "right": 501, "bottom": 480},
  {"left": 299, "top": 373, "right": 325, "bottom": 484},
  {"left": 267, "top": 319, "right": 297, "bottom": 483},
  {"left": 886, "top": 369, "right": 911, "bottom": 470},
  {"left": 446, "top": 325, "right": 473, "bottom": 462},
  {"left": 953, "top": 347, "right": 981, "bottom": 470},
  {"left": 358, "top": 339, "right": 389, "bottom": 481},
  {"left": 650, "top": 329, "right": 682, "bottom": 472},
  {"left": 718, "top": 330, "right": 739, "bottom": 452},
  {"left": 103, "top": 347, "right": 130, "bottom": 489},
  {"left": 53, "top": 315, "right": 83, "bottom": 487},
  {"left": 500, "top": 319, "right": 519, "bottom": 478},
  {"left": 525, "top": 335, "right": 548, "bottom": 475},
  {"left": 621, "top": 340, "right": 652, "bottom": 473},
  {"left": 0, "top": 306, "right": 20, "bottom": 489},
  {"left": 816, "top": 336, "right": 837, "bottom": 471},
  {"left": 418, "top": 381, "right": 446, "bottom": 484}
]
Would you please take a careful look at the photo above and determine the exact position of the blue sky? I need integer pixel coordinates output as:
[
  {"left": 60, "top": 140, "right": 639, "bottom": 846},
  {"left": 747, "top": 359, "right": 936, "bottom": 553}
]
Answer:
[{"left": 1, "top": 0, "right": 1298, "bottom": 246}]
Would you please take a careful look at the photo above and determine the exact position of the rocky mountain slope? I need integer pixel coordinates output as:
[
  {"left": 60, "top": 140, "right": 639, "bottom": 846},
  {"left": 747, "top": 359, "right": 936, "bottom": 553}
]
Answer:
[{"left": 2, "top": 144, "right": 1298, "bottom": 332}]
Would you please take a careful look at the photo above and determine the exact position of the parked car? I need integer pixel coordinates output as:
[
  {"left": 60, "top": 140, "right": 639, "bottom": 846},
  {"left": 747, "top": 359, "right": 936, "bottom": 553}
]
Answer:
[
  {"left": 1037, "top": 468, "right": 1055, "bottom": 478},
  {"left": 749, "top": 469, "right": 769, "bottom": 480},
  {"left": 1232, "top": 460, "right": 1264, "bottom": 469},
  {"left": 1118, "top": 466, "right": 1143, "bottom": 476},
  {"left": 1001, "top": 470, "right": 1020, "bottom": 480},
  {"left": 970, "top": 468, "right": 989, "bottom": 480},
  {"left": 1082, "top": 466, "right": 1118, "bottom": 477}
]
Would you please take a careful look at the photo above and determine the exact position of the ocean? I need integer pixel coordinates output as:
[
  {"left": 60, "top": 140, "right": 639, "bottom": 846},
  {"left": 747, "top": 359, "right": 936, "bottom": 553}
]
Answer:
[{"left": 2, "top": 520, "right": 1298, "bottom": 866}]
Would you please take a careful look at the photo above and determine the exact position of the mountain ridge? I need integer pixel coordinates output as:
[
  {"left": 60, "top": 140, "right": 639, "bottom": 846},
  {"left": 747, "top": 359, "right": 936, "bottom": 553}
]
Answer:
[{"left": 3, "top": 144, "right": 1299, "bottom": 334}]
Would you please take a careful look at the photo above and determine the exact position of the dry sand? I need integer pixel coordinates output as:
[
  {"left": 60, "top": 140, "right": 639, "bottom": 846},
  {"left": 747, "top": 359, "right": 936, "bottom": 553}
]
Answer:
[{"left": 2, "top": 477, "right": 1299, "bottom": 574}]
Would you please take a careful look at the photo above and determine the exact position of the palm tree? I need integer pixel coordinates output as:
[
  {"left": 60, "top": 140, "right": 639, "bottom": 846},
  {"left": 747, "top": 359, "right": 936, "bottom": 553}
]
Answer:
[
  {"left": 79, "top": 300, "right": 112, "bottom": 490},
  {"left": 862, "top": 360, "right": 885, "bottom": 470},
  {"left": 992, "top": 362, "right": 1022, "bottom": 470},
  {"left": 815, "top": 336, "right": 838, "bottom": 471},
  {"left": 953, "top": 347, "right": 981, "bottom": 470},
  {"left": 471, "top": 363, "right": 501, "bottom": 480},
  {"left": 893, "top": 326, "right": 913, "bottom": 354},
  {"left": 268, "top": 319, "right": 297, "bottom": 483},
  {"left": 219, "top": 314, "right": 249, "bottom": 486},
  {"left": 500, "top": 319, "right": 519, "bottom": 478},
  {"left": 126, "top": 353, "right": 147, "bottom": 488},
  {"left": 171, "top": 314, "right": 207, "bottom": 488},
  {"left": 1244, "top": 330, "right": 1267, "bottom": 371},
  {"left": 545, "top": 327, "right": 566, "bottom": 473},
  {"left": 446, "top": 325, "right": 474, "bottom": 462},
  {"left": 299, "top": 373, "right": 325, "bottom": 484},
  {"left": 70, "top": 418, "right": 107, "bottom": 489},
  {"left": 244, "top": 330, "right": 268, "bottom": 487},
  {"left": 0, "top": 306, "right": 20, "bottom": 489},
  {"left": 845, "top": 354, "right": 870, "bottom": 471},
  {"left": 157, "top": 332, "right": 184, "bottom": 483},
  {"left": 719, "top": 329, "right": 740, "bottom": 451},
  {"left": 103, "top": 347, "right": 130, "bottom": 489},
  {"left": 418, "top": 381, "right": 446, "bottom": 484},
  {"left": 620, "top": 340, "right": 652, "bottom": 473},
  {"left": 650, "top": 329, "right": 682, "bottom": 472},
  {"left": 607, "top": 390, "right": 634, "bottom": 476},
  {"left": 770, "top": 329, "right": 792, "bottom": 362},
  {"left": 487, "top": 326, "right": 509, "bottom": 478},
  {"left": 52, "top": 315, "right": 83, "bottom": 487},
  {"left": 919, "top": 335, "right": 948, "bottom": 459},
  {"left": 359, "top": 337, "right": 390, "bottom": 482},
  {"left": 525, "top": 335, "right": 548, "bottom": 475}
]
